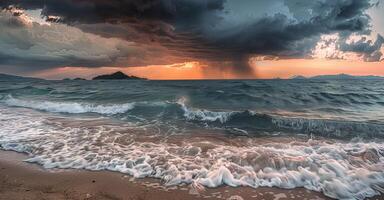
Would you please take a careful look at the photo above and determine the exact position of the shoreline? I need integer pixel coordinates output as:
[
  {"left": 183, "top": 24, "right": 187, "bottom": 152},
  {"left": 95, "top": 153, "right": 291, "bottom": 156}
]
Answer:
[{"left": 0, "top": 150, "right": 335, "bottom": 200}]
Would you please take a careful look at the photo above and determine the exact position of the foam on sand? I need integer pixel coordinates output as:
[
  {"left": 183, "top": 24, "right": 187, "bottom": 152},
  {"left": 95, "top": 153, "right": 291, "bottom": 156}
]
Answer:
[{"left": 0, "top": 106, "right": 383, "bottom": 200}]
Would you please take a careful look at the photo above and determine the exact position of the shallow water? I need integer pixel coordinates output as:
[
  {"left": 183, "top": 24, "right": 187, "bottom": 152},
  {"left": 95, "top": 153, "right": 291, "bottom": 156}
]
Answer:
[{"left": 0, "top": 78, "right": 383, "bottom": 199}]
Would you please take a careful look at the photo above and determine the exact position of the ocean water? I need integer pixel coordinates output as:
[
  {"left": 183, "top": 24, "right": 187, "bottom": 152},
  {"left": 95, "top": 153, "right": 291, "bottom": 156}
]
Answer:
[{"left": 0, "top": 78, "right": 383, "bottom": 199}]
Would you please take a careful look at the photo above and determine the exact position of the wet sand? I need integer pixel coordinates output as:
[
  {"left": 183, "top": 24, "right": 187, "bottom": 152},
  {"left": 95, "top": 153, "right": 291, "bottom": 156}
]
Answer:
[{"left": 0, "top": 150, "right": 378, "bottom": 200}]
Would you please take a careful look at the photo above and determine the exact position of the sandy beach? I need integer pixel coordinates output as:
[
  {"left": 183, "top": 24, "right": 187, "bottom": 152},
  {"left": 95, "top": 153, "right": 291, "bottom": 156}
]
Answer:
[{"left": 0, "top": 150, "right": 338, "bottom": 200}]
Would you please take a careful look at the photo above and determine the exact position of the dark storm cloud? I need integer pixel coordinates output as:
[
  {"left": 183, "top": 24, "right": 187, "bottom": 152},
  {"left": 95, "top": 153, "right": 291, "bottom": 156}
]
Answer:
[
  {"left": 0, "top": 10, "right": 177, "bottom": 72},
  {"left": 0, "top": 0, "right": 229, "bottom": 71},
  {"left": 0, "top": 0, "right": 225, "bottom": 24},
  {"left": 0, "top": 0, "right": 382, "bottom": 75},
  {"left": 208, "top": 0, "right": 375, "bottom": 58}
]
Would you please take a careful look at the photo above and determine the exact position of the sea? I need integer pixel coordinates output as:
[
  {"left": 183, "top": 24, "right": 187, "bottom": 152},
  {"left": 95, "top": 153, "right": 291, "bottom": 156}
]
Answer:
[{"left": 0, "top": 78, "right": 383, "bottom": 199}]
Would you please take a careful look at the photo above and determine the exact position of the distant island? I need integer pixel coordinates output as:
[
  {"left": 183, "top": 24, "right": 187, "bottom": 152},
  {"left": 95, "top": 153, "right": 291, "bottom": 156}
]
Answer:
[
  {"left": 290, "top": 74, "right": 384, "bottom": 80},
  {"left": 63, "top": 77, "right": 87, "bottom": 81},
  {"left": 290, "top": 75, "right": 307, "bottom": 79},
  {"left": 92, "top": 71, "right": 146, "bottom": 80}
]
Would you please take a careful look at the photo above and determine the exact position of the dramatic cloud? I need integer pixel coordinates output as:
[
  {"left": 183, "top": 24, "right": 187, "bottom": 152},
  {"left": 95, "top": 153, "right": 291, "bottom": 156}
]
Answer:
[
  {"left": 0, "top": 8, "right": 187, "bottom": 74},
  {"left": 0, "top": 0, "right": 225, "bottom": 24},
  {"left": 0, "top": 11, "right": 133, "bottom": 71},
  {"left": 311, "top": 33, "right": 384, "bottom": 61},
  {"left": 338, "top": 34, "right": 384, "bottom": 61},
  {"left": 204, "top": 0, "right": 378, "bottom": 58},
  {"left": 0, "top": 0, "right": 383, "bottom": 75}
]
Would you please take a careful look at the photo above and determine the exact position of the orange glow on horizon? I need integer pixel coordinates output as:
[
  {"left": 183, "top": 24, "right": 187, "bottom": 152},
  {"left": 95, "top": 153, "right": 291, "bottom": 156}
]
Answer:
[
  {"left": 253, "top": 59, "right": 384, "bottom": 79},
  {"left": 33, "top": 59, "right": 384, "bottom": 80},
  {"left": 36, "top": 62, "right": 256, "bottom": 80}
]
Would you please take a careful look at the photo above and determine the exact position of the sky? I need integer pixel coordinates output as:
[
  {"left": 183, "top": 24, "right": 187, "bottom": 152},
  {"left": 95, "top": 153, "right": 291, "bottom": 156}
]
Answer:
[{"left": 0, "top": 0, "right": 383, "bottom": 79}]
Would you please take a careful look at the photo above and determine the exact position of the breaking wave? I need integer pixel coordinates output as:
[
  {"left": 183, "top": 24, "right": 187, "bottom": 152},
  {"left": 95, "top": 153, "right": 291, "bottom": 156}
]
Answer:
[
  {"left": 2, "top": 95, "right": 135, "bottom": 115},
  {"left": 177, "top": 98, "right": 384, "bottom": 138},
  {"left": 2, "top": 96, "right": 384, "bottom": 138}
]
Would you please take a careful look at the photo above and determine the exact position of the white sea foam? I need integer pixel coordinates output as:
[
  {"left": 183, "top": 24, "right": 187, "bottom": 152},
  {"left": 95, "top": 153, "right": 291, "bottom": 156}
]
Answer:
[
  {"left": 3, "top": 96, "right": 135, "bottom": 114},
  {"left": 0, "top": 106, "right": 383, "bottom": 200}
]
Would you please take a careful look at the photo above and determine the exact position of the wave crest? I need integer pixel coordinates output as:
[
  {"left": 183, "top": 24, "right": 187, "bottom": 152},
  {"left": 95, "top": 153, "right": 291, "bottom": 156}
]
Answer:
[
  {"left": 3, "top": 96, "right": 384, "bottom": 138},
  {"left": 177, "top": 97, "right": 235, "bottom": 123},
  {"left": 3, "top": 96, "right": 135, "bottom": 115}
]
